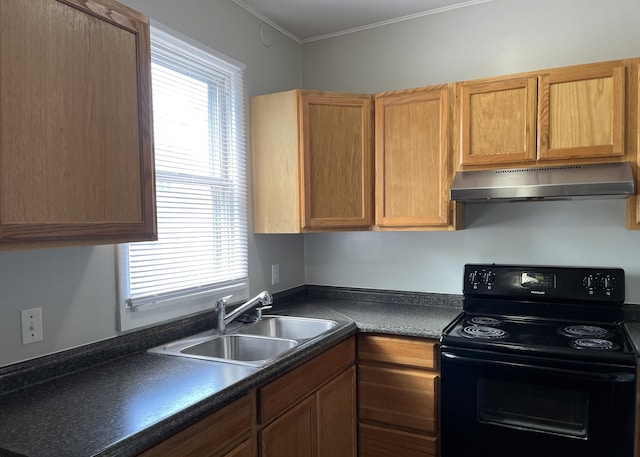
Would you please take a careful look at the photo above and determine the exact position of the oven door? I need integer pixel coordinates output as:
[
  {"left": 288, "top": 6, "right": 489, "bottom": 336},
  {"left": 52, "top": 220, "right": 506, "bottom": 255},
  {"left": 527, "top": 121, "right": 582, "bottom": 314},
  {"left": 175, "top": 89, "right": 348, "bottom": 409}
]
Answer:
[{"left": 441, "top": 346, "right": 636, "bottom": 457}]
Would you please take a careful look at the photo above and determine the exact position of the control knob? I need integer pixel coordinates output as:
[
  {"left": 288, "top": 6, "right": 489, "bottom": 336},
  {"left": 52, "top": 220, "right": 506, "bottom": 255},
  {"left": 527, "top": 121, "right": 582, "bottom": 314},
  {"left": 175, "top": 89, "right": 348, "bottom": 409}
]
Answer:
[
  {"left": 482, "top": 271, "right": 496, "bottom": 287},
  {"left": 600, "top": 275, "right": 616, "bottom": 296},
  {"left": 583, "top": 274, "right": 596, "bottom": 295}
]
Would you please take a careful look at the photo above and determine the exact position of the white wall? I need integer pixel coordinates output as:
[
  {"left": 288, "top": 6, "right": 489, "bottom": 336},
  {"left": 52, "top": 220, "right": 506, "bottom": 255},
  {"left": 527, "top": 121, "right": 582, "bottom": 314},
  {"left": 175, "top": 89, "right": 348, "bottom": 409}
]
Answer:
[
  {"left": 302, "top": 0, "right": 640, "bottom": 302},
  {"left": 0, "top": 0, "right": 304, "bottom": 367}
]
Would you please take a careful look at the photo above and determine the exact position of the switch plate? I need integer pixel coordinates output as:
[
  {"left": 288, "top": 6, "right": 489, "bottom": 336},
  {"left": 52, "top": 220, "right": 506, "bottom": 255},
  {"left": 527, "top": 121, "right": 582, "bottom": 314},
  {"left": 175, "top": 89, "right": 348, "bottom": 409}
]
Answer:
[
  {"left": 271, "top": 264, "right": 280, "bottom": 285},
  {"left": 21, "top": 307, "right": 43, "bottom": 345}
]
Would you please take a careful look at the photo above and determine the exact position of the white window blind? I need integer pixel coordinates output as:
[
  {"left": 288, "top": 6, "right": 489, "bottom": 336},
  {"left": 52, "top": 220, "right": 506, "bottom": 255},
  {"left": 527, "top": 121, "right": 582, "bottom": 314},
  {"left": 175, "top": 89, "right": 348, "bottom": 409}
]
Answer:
[{"left": 117, "top": 23, "right": 248, "bottom": 331}]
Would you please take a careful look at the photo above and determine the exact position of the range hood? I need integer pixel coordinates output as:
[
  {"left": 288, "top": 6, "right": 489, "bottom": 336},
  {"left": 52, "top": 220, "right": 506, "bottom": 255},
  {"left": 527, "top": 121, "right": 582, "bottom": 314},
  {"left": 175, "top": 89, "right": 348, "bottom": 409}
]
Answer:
[{"left": 450, "top": 162, "right": 634, "bottom": 202}]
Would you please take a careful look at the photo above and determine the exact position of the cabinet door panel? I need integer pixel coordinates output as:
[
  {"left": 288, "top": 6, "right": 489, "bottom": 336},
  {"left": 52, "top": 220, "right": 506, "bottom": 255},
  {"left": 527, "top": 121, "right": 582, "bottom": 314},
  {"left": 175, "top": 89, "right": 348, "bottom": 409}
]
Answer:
[
  {"left": 375, "top": 86, "right": 453, "bottom": 228},
  {"left": 317, "top": 367, "right": 356, "bottom": 457},
  {"left": 260, "top": 395, "right": 316, "bottom": 457},
  {"left": 359, "top": 364, "right": 438, "bottom": 433},
  {"left": 459, "top": 77, "right": 537, "bottom": 166},
  {"left": 0, "top": 0, "right": 155, "bottom": 245},
  {"left": 301, "top": 93, "right": 373, "bottom": 229},
  {"left": 538, "top": 63, "right": 625, "bottom": 161}
]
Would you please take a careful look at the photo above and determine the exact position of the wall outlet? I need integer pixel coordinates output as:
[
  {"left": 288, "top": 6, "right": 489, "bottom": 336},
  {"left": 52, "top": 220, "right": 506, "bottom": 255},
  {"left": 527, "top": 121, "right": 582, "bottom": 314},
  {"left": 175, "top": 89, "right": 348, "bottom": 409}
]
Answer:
[
  {"left": 271, "top": 264, "right": 280, "bottom": 285},
  {"left": 21, "top": 307, "right": 43, "bottom": 345}
]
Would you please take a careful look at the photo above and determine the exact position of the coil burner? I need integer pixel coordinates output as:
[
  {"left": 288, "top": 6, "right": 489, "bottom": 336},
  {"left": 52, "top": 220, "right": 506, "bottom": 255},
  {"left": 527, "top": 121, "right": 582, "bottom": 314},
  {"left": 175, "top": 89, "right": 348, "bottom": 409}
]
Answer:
[
  {"left": 570, "top": 338, "right": 619, "bottom": 350},
  {"left": 461, "top": 325, "right": 508, "bottom": 340},
  {"left": 559, "top": 325, "right": 612, "bottom": 338},
  {"left": 469, "top": 316, "right": 503, "bottom": 326}
]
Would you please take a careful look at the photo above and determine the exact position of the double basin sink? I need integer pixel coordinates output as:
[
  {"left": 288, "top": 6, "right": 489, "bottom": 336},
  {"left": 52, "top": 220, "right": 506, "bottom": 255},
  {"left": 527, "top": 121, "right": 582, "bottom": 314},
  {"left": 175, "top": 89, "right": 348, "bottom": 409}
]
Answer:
[{"left": 149, "top": 316, "right": 338, "bottom": 367}]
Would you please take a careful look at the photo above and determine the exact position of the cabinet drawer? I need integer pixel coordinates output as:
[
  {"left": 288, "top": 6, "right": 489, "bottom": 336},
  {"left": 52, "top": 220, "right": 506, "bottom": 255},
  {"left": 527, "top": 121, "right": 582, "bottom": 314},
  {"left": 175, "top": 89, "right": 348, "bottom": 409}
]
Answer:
[
  {"left": 258, "top": 337, "right": 355, "bottom": 424},
  {"left": 359, "top": 423, "right": 438, "bottom": 457},
  {"left": 137, "top": 394, "right": 252, "bottom": 457},
  {"left": 358, "top": 334, "right": 437, "bottom": 369},
  {"left": 359, "top": 364, "right": 438, "bottom": 433}
]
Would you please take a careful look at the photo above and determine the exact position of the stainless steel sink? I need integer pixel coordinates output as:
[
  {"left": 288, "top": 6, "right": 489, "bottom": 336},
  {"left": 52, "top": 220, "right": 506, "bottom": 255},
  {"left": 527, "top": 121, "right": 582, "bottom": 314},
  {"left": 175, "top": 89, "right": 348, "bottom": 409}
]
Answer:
[
  {"left": 239, "top": 316, "right": 337, "bottom": 340},
  {"left": 150, "top": 334, "right": 298, "bottom": 367},
  {"left": 148, "top": 315, "right": 338, "bottom": 367}
]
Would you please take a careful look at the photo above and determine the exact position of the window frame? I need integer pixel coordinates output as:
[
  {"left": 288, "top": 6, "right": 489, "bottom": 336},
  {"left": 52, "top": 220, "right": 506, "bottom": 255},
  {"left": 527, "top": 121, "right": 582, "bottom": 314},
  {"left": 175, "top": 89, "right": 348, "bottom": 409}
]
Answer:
[{"left": 116, "top": 21, "right": 248, "bottom": 332}]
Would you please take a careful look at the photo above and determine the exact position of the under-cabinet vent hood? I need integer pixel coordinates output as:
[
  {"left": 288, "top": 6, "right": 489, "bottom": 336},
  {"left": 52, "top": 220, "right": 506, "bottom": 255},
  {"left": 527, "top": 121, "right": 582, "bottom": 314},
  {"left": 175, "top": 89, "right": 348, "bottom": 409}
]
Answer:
[{"left": 450, "top": 162, "right": 634, "bottom": 202}]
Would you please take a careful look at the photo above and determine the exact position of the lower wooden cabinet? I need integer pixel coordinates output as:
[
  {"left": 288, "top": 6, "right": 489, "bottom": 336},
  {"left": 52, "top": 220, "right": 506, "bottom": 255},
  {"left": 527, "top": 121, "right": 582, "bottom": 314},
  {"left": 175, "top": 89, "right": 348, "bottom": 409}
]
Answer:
[
  {"left": 357, "top": 334, "right": 440, "bottom": 457},
  {"left": 136, "top": 394, "right": 253, "bottom": 457},
  {"left": 259, "top": 337, "right": 357, "bottom": 457}
]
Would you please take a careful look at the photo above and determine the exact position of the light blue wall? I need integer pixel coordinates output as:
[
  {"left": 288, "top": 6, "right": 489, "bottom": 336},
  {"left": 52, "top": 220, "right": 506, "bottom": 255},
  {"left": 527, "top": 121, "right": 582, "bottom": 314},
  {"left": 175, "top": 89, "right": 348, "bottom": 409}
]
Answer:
[
  {"left": 0, "top": 0, "right": 304, "bottom": 367},
  {"left": 302, "top": 0, "right": 640, "bottom": 302}
]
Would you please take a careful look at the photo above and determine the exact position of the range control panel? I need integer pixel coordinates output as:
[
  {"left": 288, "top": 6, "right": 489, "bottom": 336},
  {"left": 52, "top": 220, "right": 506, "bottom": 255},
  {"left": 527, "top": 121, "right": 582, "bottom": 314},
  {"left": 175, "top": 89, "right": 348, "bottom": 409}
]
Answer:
[{"left": 463, "top": 264, "right": 625, "bottom": 303}]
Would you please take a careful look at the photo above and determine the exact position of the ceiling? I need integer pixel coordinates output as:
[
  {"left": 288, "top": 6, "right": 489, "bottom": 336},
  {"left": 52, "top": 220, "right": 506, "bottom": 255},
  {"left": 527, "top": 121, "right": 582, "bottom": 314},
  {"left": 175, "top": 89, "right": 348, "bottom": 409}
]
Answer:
[{"left": 232, "top": 0, "right": 494, "bottom": 43}]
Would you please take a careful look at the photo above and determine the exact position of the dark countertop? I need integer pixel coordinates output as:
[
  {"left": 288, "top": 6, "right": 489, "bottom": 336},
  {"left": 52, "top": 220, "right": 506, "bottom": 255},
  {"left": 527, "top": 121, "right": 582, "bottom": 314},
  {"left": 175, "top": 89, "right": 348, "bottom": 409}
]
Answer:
[
  {"left": 1, "top": 286, "right": 637, "bottom": 457},
  {"left": 0, "top": 288, "right": 462, "bottom": 457}
]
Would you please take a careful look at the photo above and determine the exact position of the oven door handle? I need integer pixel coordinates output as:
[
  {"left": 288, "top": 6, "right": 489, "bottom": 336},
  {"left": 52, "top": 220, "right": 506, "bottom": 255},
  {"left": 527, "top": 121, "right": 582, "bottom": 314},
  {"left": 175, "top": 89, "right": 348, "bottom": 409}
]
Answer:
[{"left": 441, "top": 352, "right": 636, "bottom": 383}]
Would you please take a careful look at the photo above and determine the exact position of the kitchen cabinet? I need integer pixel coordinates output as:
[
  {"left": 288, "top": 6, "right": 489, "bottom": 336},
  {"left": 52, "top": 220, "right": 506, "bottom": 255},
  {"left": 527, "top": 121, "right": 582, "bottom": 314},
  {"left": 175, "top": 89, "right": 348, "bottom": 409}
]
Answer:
[
  {"left": 627, "top": 61, "right": 640, "bottom": 230},
  {"left": 251, "top": 90, "right": 373, "bottom": 233},
  {"left": 458, "top": 59, "right": 633, "bottom": 168},
  {"left": 258, "top": 337, "right": 356, "bottom": 457},
  {"left": 137, "top": 394, "right": 253, "bottom": 457},
  {"left": 0, "top": 0, "right": 156, "bottom": 249},
  {"left": 374, "top": 85, "right": 461, "bottom": 230},
  {"left": 358, "top": 334, "right": 439, "bottom": 457}
]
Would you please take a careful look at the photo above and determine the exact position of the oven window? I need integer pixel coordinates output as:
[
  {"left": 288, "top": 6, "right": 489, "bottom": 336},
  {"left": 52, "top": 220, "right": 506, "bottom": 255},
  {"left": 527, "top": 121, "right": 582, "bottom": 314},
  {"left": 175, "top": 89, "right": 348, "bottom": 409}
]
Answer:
[{"left": 478, "top": 379, "right": 589, "bottom": 438}]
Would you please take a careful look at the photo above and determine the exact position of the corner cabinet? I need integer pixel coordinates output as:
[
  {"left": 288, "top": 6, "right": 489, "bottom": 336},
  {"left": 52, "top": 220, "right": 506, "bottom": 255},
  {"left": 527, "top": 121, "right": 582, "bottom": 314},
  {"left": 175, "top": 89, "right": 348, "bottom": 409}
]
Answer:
[
  {"left": 0, "top": 0, "right": 156, "bottom": 249},
  {"left": 458, "top": 59, "right": 634, "bottom": 168},
  {"left": 358, "top": 334, "right": 440, "bottom": 457},
  {"left": 374, "top": 85, "right": 461, "bottom": 231},
  {"left": 251, "top": 90, "right": 373, "bottom": 233}
]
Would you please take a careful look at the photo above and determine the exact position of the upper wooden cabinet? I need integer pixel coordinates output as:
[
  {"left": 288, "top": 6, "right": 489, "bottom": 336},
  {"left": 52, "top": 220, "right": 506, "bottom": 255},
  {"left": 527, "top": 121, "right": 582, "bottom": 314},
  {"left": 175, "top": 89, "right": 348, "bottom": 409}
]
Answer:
[
  {"left": 374, "top": 85, "right": 460, "bottom": 230},
  {"left": 0, "top": 0, "right": 156, "bottom": 248},
  {"left": 458, "top": 59, "right": 632, "bottom": 168},
  {"left": 458, "top": 76, "right": 538, "bottom": 166},
  {"left": 251, "top": 90, "right": 373, "bottom": 233}
]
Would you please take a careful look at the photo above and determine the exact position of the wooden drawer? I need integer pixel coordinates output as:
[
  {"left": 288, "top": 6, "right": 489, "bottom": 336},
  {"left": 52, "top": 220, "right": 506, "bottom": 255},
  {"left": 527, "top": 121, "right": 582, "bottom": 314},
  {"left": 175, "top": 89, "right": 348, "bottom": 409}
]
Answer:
[
  {"left": 359, "top": 423, "right": 438, "bottom": 457},
  {"left": 137, "top": 394, "right": 252, "bottom": 457},
  {"left": 358, "top": 334, "right": 437, "bottom": 369},
  {"left": 358, "top": 364, "right": 438, "bottom": 433},
  {"left": 258, "top": 336, "right": 355, "bottom": 424}
]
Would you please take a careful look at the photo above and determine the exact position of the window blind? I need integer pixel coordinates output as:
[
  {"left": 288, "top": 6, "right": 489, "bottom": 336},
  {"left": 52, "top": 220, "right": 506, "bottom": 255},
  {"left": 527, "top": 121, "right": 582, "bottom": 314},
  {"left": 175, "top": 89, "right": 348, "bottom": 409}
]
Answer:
[{"left": 117, "top": 24, "right": 248, "bottom": 330}]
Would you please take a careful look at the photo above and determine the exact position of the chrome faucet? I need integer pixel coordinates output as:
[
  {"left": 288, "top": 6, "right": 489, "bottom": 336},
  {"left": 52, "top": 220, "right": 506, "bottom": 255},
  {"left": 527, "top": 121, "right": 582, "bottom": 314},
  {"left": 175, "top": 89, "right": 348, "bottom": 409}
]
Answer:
[{"left": 215, "top": 291, "right": 273, "bottom": 333}]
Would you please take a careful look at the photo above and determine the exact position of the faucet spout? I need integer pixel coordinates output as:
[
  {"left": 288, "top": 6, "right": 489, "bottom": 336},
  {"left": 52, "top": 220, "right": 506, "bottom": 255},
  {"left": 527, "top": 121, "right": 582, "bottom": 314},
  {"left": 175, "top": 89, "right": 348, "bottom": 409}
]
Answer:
[{"left": 216, "top": 291, "right": 273, "bottom": 334}]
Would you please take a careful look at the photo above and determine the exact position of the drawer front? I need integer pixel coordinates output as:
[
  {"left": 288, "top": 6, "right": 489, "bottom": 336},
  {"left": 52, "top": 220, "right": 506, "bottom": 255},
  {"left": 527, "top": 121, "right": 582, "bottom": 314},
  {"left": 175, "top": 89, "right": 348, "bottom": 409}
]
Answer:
[
  {"left": 359, "top": 423, "right": 438, "bottom": 457},
  {"left": 358, "top": 334, "right": 437, "bottom": 369},
  {"left": 359, "top": 364, "right": 438, "bottom": 433},
  {"left": 259, "top": 336, "right": 355, "bottom": 424}
]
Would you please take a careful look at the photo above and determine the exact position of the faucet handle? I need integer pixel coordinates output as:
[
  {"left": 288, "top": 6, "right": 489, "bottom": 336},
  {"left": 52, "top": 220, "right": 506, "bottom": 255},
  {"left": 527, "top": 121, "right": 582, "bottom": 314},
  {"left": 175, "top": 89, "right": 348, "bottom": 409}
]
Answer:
[
  {"left": 255, "top": 304, "right": 272, "bottom": 320},
  {"left": 215, "top": 295, "right": 233, "bottom": 310}
]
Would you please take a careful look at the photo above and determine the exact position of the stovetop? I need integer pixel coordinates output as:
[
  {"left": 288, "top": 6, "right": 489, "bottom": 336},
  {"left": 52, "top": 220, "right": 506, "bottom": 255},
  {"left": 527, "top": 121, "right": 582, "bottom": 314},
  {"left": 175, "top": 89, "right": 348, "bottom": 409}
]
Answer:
[
  {"left": 442, "top": 311, "right": 637, "bottom": 364},
  {"left": 440, "top": 264, "right": 637, "bottom": 365}
]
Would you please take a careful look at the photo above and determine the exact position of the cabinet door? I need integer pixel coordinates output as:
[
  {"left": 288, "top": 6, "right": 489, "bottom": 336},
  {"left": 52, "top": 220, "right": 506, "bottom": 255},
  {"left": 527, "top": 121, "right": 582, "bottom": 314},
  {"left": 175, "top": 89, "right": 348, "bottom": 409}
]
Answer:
[
  {"left": 317, "top": 367, "right": 357, "bottom": 457},
  {"left": 300, "top": 92, "right": 373, "bottom": 230},
  {"left": 375, "top": 86, "right": 454, "bottom": 228},
  {"left": 458, "top": 76, "right": 537, "bottom": 166},
  {"left": 538, "top": 62, "right": 625, "bottom": 161},
  {"left": 260, "top": 395, "right": 316, "bottom": 457},
  {"left": 0, "top": 0, "right": 155, "bottom": 247}
]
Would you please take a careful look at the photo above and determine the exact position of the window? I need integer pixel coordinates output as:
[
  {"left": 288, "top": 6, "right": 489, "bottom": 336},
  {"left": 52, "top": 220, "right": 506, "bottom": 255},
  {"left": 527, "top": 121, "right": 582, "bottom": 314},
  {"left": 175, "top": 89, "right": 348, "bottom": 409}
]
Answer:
[{"left": 117, "top": 22, "right": 248, "bottom": 331}]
